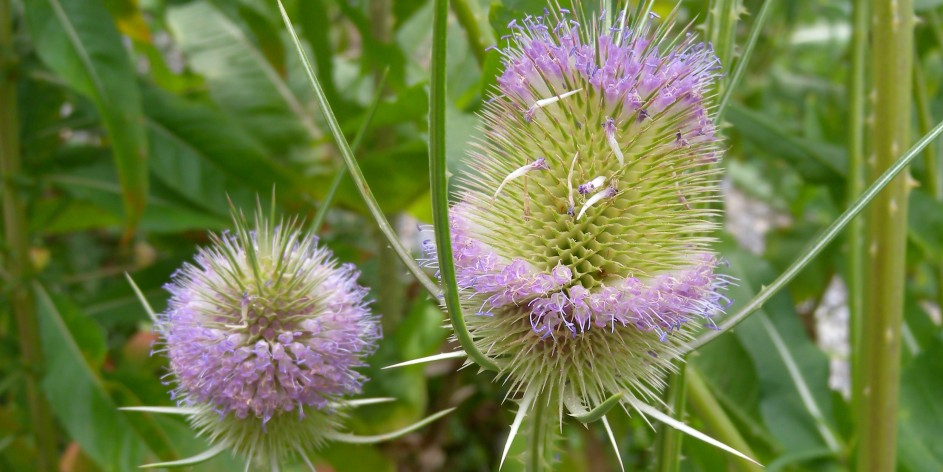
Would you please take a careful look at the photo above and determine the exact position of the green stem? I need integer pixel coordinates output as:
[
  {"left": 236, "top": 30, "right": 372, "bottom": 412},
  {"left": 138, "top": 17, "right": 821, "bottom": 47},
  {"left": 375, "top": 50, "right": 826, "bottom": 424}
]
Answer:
[
  {"left": 429, "top": 0, "right": 499, "bottom": 372},
  {"left": 653, "top": 362, "right": 687, "bottom": 472},
  {"left": 525, "top": 388, "right": 557, "bottom": 472},
  {"left": 716, "top": 0, "right": 775, "bottom": 121},
  {"left": 857, "top": 0, "right": 913, "bottom": 470},
  {"left": 913, "top": 59, "right": 943, "bottom": 311},
  {"left": 687, "top": 367, "right": 763, "bottom": 472},
  {"left": 1, "top": 1, "right": 58, "bottom": 469},
  {"left": 451, "top": 0, "right": 487, "bottom": 67},
  {"left": 685, "top": 117, "right": 943, "bottom": 352},
  {"left": 708, "top": 0, "right": 742, "bottom": 93},
  {"left": 847, "top": 0, "right": 868, "bottom": 443}
]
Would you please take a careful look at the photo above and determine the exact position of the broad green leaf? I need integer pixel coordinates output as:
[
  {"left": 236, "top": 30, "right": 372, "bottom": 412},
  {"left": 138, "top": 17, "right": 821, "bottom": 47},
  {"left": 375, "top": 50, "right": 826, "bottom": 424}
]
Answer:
[
  {"left": 907, "top": 188, "right": 943, "bottom": 259},
  {"left": 898, "top": 336, "right": 943, "bottom": 471},
  {"left": 297, "top": 0, "right": 343, "bottom": 110},
  {"left": 48, "top": 160, "right": 230, "bottom": 233},
  {"left": 34, "top": 285, "right": 157, "bottom": 470},
  {"left": 166, "top": 1, "right": 319, "bottom": 152},
  {"left": 727, "top": 103, "right": 846, "bottom": 184},
  {"left": 319, "top": 442, "right": 395, "bottom": 472},
  {"left": 141, "top": 85, "right": 296, "bottom": 214},
  {"left": 24, "top": 0, "right": 149, "bottom": 233},
  {"left": 333, "top": 142, "right": 430, "bottom": 214},
  {"left": 720, "top": 241, "right": 843, "bottom": 457},
  {"left": 915, "top": 0, "right": 943, "bottom": 11}
]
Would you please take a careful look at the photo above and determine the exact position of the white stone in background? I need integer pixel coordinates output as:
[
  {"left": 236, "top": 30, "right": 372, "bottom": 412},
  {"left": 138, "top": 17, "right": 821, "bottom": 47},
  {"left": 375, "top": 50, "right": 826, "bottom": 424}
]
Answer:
[
  {"left": 814, "top": 276, "right": 850, "bottom": 398},
  {"left": 723, "top": 178, "right": 792, "bottom": 255}
]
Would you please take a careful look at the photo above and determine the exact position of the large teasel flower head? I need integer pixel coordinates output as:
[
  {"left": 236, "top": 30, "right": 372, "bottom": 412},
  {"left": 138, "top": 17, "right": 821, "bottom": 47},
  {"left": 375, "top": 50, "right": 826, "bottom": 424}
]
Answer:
[
  {"left": 151, "top": 206, "right": 381, "bottom": 467},
  {"left": 423, "top": 2, "right": 735, "bottom": 465}
]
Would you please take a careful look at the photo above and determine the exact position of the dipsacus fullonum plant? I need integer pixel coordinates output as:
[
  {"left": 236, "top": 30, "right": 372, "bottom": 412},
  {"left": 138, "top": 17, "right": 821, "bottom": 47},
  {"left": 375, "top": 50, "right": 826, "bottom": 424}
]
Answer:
[
  {"left": 419, "top": 1, "right": 754, "bottom": 468},
  {"left": 124, "top": 206, "right": 453, "bottom": 471}
]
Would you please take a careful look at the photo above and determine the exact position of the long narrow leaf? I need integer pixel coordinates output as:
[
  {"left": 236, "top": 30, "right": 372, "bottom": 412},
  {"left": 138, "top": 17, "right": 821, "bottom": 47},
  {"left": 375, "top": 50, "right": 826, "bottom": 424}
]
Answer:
[
  {"left": 24, "top": 0, "right": 148, "bottom": 236},
  {"left": 686, "top": 119, "right": 943, "bottom": 351},
  {"left": 310, "top": 69, "right": 389, "bottom": 232},
  {"left": 34, "top": 284, "right": 161, "bottom": 468},
  {"left": 276, "top": 0, "right": 439, "bottom": 297}
]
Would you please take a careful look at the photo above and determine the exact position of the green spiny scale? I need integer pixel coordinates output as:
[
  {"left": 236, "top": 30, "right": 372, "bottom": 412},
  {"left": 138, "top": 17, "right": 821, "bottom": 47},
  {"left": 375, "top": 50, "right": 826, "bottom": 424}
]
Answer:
[{"left": 187, "top": 403, "right": 344, "bottom": 465}]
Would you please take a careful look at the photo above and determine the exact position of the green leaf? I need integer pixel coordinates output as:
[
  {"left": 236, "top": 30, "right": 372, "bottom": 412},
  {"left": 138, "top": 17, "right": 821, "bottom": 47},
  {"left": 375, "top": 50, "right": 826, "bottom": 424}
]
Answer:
[
  {"left": 48, "top": 161, "right": 230, "bottom": 233},
  {"left": 276, "top": 0, "right": 439, "bottom": 297},
  {"left": 898, "top": 335, "right": 943, "bottom": 471},
  {"left": 916, "top": 0, "right": 943, "bottom": 11},
  {"left": 908, "top": 188, "right": 943, "bottom": 259},
  {"left": 24, "top": 0, "right": 148, "bottom": 234},
  {"left": 319, "top": 442, "right": 395, "bottom": 472},
  {"left": 721, "top": 242, "right": 842, "bottom": 457},
  {"left": 166, "top": 0, "right": 319, "bottom": 151},
  {"left": 141, "top": 85, "right": 296, "bottom": 215},
  {"left": 726, "top": 103, "right": 846, "bottom": 184},
  {"left": 34, "top": 284, "right": 158, "bottom": 469}
]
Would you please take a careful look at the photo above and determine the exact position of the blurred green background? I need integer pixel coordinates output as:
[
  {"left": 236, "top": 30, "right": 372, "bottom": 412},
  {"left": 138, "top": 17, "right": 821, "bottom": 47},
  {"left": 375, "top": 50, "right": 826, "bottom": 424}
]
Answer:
[{"left": 1, "top": 0, "right": 942, "bottom": 470}]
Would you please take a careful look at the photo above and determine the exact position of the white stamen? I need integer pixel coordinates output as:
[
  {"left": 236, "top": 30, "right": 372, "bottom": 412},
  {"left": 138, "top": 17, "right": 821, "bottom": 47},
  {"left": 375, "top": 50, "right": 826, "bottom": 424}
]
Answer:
[
  {"left": 578, "top": 176, "right": 606, "bottom": 195},
  {"left": 493, "top": 158, "right": 549, "bottom": 199},
  {"left": 604, "top": 117, "right": 625, "bottom": 165},
  {"left": 532, "top": 88, "right": 582, "bottom": 109},
  {"left": 577, "top": 185, "right": 616, "bottom": 220},
  {"left": 566, "top": 152, "right": 580, "bottom": 213}
]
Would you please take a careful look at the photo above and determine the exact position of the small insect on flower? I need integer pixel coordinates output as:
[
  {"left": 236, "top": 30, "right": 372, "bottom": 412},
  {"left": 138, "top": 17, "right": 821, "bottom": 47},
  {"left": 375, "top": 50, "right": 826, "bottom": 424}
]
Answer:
[
  {"left": 124, "top": 204, "right": 452, "bottom": 470},
  {"left": 418, "top": 1, "right": 755, "bottom": 469}
]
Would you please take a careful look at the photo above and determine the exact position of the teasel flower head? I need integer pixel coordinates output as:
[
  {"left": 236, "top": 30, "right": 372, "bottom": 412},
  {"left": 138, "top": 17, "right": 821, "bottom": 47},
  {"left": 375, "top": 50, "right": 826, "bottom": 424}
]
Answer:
[
  {"left": 421, "top": 2, "right": 742, "bottom": 467},
  {"left": 144, "top": 206, "right": 383, "bottom": 468}
]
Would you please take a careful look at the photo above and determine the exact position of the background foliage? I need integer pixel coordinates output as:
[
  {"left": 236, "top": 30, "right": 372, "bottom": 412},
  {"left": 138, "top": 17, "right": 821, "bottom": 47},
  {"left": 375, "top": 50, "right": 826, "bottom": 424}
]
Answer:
[{"left": 1, "top": 0, "right": 942, "bottom": 470}]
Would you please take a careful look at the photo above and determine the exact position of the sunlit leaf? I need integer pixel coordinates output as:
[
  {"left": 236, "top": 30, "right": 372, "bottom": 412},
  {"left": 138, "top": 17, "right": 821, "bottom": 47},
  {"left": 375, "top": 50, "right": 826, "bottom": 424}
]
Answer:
[{"left": 24, "top": 0, "right": 149, "bottom": 234}]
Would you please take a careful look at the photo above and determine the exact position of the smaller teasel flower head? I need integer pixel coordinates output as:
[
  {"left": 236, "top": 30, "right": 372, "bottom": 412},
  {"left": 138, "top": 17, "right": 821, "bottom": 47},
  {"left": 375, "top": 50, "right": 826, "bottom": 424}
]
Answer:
[
  {"left": 422, "top": 3, "right": 735, "bottom": 462},
  {"left": 155, "top": 205, "right": 380, "bottom": 466}
]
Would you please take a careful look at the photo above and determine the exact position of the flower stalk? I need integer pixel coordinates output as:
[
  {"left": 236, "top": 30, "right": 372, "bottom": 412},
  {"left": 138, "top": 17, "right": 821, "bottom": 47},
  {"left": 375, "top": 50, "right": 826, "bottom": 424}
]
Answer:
[
  {"left": 429, "top": 0, "right": 500, "bottom": 372},
  {"left": 686, "top": 367, "right": 762, "bottom": 472},
  {"left": 451, "top": 0, "right": 487, "bottom": 67},
  {"left": 653, "top": 362, "right": 687, "bottom": 472},
  {"left": 1, "top": 1, "right": 58, "bottom": 469},
  {"left": 847, "top": 0, "right": 869, "bottom": 439},
  {"left": 857, "top": 0, "right": 913, "bottom": 470}
]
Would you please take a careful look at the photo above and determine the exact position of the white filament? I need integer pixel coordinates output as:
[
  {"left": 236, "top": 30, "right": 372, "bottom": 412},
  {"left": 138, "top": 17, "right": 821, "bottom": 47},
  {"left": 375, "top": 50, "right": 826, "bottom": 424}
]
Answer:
[
  {"left": 577, "top": 186, "right": 616, "bottom": 220},
  {"left": 493, "top": 158, "right": 547, "bottom": 199}
]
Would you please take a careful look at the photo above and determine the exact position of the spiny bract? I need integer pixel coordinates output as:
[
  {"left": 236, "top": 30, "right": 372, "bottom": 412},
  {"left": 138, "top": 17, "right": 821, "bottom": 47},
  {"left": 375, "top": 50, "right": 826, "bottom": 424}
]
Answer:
[
  {"left": 156, "top": 208, "right": 380, "bottom": 465},
  {"left": 426, "top": 2, "right": 731, "bottom": 416}
]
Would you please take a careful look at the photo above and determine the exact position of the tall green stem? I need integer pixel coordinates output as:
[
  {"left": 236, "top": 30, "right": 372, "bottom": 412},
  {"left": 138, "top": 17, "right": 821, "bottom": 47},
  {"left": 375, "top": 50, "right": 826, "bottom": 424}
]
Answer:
[
  {"left": 525, "top": 388, "right": 558, "bottom": 472},
  {"left": 857, "top": 0, "right": 913, "bottom": 470},
  {"left": 1, "top": 1, "right": 58, "bottom": 469},
  {"left": 847, "top": 0, "right": 869, "bottom": 442},
  {"left": 451, "top": 0, "right": 487, "bottom": 67},
  {"left": 687, "top": 367, "right": 762, "bottom": 472},
  {"left": 653, "top": 362, "right": 687, "bottom": 472},
  {"left": 428, "top": 0, "right": 499, "bottom": 371},
  {"left": 708, "top": 0, "right": 742, "bottom": 97}
]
